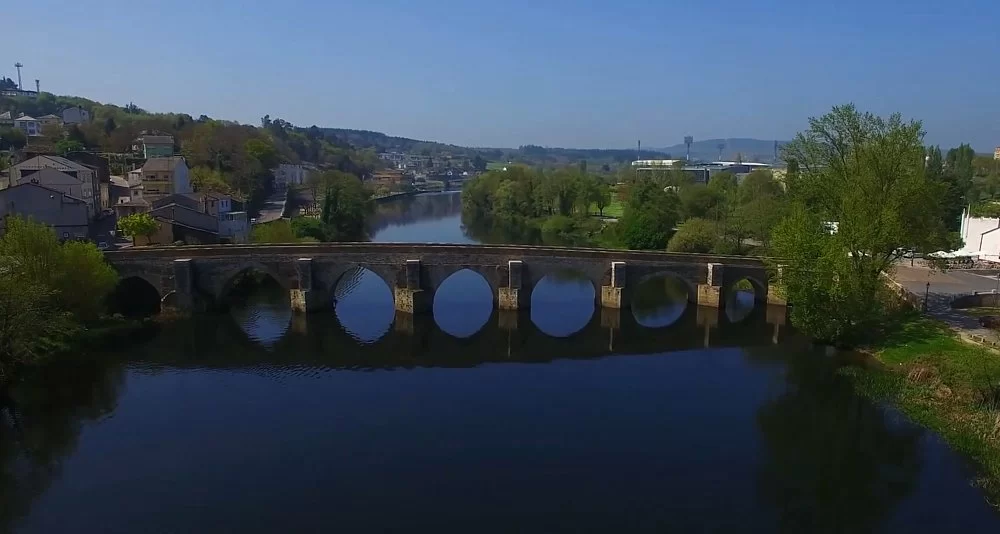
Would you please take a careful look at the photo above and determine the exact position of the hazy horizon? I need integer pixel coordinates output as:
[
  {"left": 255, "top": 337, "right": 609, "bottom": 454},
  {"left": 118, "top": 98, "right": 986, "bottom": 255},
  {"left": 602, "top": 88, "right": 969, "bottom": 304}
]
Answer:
[{"left": 6, "top": 0, "right": 998, "bottom": 152}]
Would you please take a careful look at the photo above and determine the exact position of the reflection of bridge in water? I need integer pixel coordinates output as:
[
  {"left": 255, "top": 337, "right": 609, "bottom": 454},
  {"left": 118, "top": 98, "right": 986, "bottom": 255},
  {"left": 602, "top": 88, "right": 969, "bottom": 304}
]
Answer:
[{"left": 134, "top": 303, "right": 790, "bottom": 371}]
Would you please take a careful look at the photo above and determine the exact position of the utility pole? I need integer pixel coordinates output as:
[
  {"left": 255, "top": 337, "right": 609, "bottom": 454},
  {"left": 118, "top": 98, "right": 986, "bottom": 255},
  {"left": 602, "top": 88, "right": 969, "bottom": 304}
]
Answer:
[{"left": 14, "top": 62, "right": 23, "bottom": 90}]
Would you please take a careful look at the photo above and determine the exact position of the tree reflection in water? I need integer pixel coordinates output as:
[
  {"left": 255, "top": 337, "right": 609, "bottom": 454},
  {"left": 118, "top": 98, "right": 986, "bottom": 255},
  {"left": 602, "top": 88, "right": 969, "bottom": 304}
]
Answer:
[
  {"left": 631, "top": 275, "right": 690, "bottom": 328},
  {"left": 751, "top": 347, "right": 921, "bottom": 533},
  {"left": 0, "top": 357, "right": 126, "bottom": 534}
]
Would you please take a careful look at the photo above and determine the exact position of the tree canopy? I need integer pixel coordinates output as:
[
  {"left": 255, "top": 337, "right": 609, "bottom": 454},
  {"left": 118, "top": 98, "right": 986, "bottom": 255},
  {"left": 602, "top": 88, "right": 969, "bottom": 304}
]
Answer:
[{"left": 776, "top": 104, "right": 947, "bottom": 342}]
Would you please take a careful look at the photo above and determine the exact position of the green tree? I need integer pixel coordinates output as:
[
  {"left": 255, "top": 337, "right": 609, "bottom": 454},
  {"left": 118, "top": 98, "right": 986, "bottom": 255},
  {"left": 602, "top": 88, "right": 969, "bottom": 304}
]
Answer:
[
  {"left": 291, "top": 217, "right": 329, "bottom": 242},
  {"left": 618, "top": 177, "right": 680, "bottom": 250},
  {"left": 0, "top": 128, "right": 27, "bottom": 150},
  {"left": 116, "top": 213, "right": 159, "bottom": 246},
  {"left": 925, "top": 145, "right": 964, "bottom": 230},
  {"left": 55, "top": 139, "right": 85, "bottom": 155},
  {"left": 945, "top": 143, "right": 976, "bottom": 199},
  {"left": 0, "top": 217, "right": 116, "bottom": 381},
  {"left": 594, "top": 183, "right": 611, "bottom": 216},
  {"left": 245, "top": 138, "right": 279, "bottom": 171},
  {"left": 738, "top": 169, "right": 782, "bottom": 203},
  {"left": 678, "top": 184, "right": 724, "bottom": 220},
  {"left": 472, "top": 155, "right": 487, "bottom": 172},
  {"left": 0, "top": 274, "right": 72, "bottom": 383},
  {"left": 777, "top": 105, "right": 947, "bottom": 343},
  {"left": 667, "top": 218, "right": 719, "bottom": 253},
  {"left": 190, "top": 166, "right": 232, "bottom": 194},
  {"left": 51, "top": 241, "right": 118, "bottom": 321},
  {"left": 251, "top": 220, "right": 298, "bottom": 243},
  {"left": 319, "top": 171, "right": 371, "bottom": 240}
]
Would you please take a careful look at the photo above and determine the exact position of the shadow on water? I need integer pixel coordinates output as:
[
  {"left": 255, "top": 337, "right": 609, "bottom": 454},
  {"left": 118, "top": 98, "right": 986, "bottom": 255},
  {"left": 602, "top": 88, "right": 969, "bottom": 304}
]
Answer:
[
  {"left": 0, "top": 357, "right": 126, "bottom": 534},
  {"left": 746, "top": 346, "right": 927, "bottom": 533},
  {"left": 4, "top": 311, "right": 1000, "bottom": 532}
]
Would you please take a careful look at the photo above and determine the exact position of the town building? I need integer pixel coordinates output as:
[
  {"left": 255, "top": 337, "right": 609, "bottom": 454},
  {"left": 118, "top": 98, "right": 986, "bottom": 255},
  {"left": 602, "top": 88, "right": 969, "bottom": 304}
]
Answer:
[
  {"left": 994, "top": 147, "right": 1000, "bottom": 161},
  {"left": 62, "top": 106, "right": 91, "bottom": 125},
  {"left": 5, "top": 155, "right": 101, "bottom": 218},
  {"left": 13, "top": 115, "right": 41, "bottom": 136},
  {"left": 36, "top": 114, "right": 61, "bottom": 127},
  {"left": 272, "top": 163, "right": 308, "bottom": 189},
  {"left": 368, "top": 170, "right": 409, "bottom": 190},
  {"left": 140, "top": 156, "right": 191, "bottom": 201},
  {"left": 0, "top": 89, "right": 38, "bottom": 99},
  {"left": 630, "top": 160, "right": 770, "bottom": 184},
  {"left": 133, "top": 134, "right": 175, "bottom": 158},
  {"left": 111, "top": 173, "right": 149, "bottom": 218},
  {"left": 0, "top": 182, "right": 90, "bottom": 239},
  {"left": 0, "top": 111, "right": 12, "bottom": 128},
  {"left": 64, "top": 152, "right": 112, "bottom": 212},
  {"left": 148, "top": 192, "right": 249, "bottom": 244}
]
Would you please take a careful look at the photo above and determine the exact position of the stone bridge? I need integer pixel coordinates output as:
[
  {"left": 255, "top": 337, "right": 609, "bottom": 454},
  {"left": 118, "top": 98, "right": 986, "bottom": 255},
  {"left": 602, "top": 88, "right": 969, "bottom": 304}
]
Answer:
[{"left": 104, "top": 243, "right": 783, "bottom": 314}]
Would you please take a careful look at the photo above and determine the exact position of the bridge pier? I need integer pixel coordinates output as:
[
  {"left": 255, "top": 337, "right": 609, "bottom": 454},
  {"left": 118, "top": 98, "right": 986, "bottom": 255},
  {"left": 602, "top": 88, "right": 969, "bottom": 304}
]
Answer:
[
  {"left": 767, "top": 265, "right": 787, "bottom": 306},
  {"left": 290, "top": 258, "right": 329, "bottom": 313},
  {"left": 172, "top": 258, "right": 197, "bottom": 312},
  {"left": 697, "top": 262, "right": 724, "bottom": 308},
  {"left": 601, "top": 261, "right": 629, "bottom": 309},
  {"left": 395, "top": 259, "right": 432, "bottom": 314},
  {"left": 499, "top": 260, "right": 530, "bottom": 310}
]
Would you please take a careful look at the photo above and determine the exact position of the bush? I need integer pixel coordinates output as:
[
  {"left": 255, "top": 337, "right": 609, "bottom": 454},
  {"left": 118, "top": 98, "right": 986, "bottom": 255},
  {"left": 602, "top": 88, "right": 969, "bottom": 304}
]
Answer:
[
  {"left": 251, "top": 220, "right": 298, "bottom": 243},
  {"left": 291, "top": 217, "right": 329, "bottom": 242},
  {"left": 620, "top": 212, "right": 669, "bottom": 250},
  {"left": 667, "top": 218, "right": 719, "bottom": 253},
  {"left": 0, "top": 217, "right": 114, "bottom": 382}
]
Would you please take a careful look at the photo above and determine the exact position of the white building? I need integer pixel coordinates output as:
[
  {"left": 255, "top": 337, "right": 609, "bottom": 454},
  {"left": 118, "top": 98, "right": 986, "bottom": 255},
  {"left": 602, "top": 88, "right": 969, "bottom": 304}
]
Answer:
[
  {"left": 62, "top": 106, "right": 91, "bottom": 125},
  {"left": 272, "top": 163, "right": 308, "bottom": 188},
  {"left": 959, "top": 208, "right": 1000, "bottom": 262},
  {"left": 13, "top": 115, "right": 41, "bottom": 136}
]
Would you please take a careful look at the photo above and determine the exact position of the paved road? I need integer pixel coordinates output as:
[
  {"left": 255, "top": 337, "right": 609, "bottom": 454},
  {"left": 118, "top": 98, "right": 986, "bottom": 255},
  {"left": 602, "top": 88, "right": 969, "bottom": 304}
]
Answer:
[
  {"left": 256, "top": 190, "right": 287, "bottom": 224},
  {"left": 894, "top": 264, "right": 1000, "bottom": 337}
]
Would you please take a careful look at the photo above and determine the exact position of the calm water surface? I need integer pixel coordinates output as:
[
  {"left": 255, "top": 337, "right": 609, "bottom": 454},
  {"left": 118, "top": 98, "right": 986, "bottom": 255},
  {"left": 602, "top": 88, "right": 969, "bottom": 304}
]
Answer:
[{"left": 1, "top": 192, "right": 998, "bottom": 533}]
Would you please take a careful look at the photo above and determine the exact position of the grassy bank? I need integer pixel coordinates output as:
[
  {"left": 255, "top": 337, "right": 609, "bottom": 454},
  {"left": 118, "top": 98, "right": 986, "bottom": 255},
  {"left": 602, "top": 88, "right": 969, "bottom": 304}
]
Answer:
[
  {"left": 842, "top": 315, "right": 1000, "bottom": 506},
  {"left": 589, "top": 197, "right": 624, "bottom": 218}
]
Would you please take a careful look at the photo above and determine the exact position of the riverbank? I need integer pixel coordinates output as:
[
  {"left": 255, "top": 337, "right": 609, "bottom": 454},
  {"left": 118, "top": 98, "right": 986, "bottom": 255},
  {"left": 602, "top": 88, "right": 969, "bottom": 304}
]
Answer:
[{"left": 843, "top": 314, "right": 1000, "bottom": 507}]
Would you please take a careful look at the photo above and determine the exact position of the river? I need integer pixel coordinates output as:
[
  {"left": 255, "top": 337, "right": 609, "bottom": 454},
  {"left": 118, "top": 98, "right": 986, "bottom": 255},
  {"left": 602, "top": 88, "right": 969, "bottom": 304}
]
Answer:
[{"left": 1, "top": 191, "right": 998, "bottom": 533}]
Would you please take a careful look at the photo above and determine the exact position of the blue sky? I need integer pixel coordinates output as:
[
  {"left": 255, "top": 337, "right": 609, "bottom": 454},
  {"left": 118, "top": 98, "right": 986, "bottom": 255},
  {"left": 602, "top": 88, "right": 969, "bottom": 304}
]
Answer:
[{"left": 6, "top": 0, "right": 999, "bottom": 150}]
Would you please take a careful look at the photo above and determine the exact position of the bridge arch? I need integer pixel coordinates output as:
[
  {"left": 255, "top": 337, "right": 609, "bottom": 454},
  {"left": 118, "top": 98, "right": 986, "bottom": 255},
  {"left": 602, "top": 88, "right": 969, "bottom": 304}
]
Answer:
[
  {"left": 633, "top": 270, "right": 698, "bottom": 303},
  {"left": 109, "top": 275, "right": 162, "bottom": 317},
  {"left": 212, "top": 261, "right": 294, "bottom": 305},
  {"left": 630, "top": 271, "right": 696, "bottom": 329}
]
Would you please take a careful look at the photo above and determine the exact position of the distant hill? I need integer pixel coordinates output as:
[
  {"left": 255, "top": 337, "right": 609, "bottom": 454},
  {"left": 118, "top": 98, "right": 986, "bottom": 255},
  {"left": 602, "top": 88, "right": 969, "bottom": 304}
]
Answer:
[
  {"left": 655, "top": 138, "right": 789, "bottom": 163},
  {"left": 318, "top": 127, "right": 670, "bottom": 168}
]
